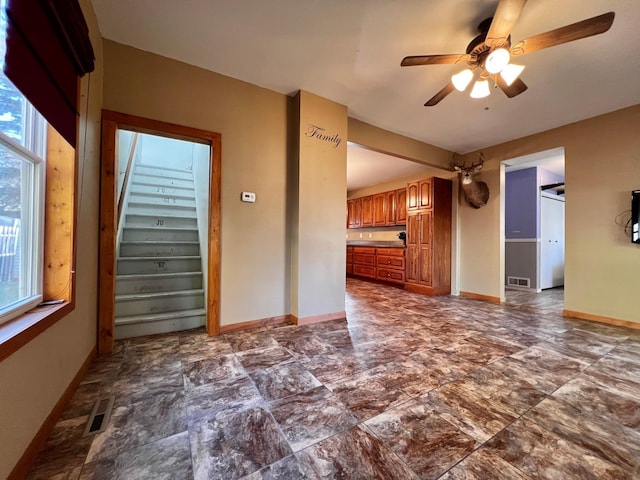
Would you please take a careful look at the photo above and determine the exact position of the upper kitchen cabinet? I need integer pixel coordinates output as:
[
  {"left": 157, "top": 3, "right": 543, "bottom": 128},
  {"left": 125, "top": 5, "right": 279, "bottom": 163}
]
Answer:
[
  {"left": 347, "top": 198, "right": 362, "bottom": 228},
  {"left": 407, "top": 179, "right": 433, "bottom": 211},
  {"left": 373, "top": 193, "right": 386, "bottom": 226},
  {"left": 347, "top": 187, "right": 408, "bottom": 228},
  {"left": 361, "top": 195, "right": 374, "bottom": 227},
  {"left": 395, "top": 188, "right": 407, "bottom": 224}
]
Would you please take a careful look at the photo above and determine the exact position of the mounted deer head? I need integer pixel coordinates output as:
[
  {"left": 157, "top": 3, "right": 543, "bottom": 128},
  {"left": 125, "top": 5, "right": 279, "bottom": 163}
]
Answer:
[{"left": 452, "top": 152, "right": 490, "bottom": 209}]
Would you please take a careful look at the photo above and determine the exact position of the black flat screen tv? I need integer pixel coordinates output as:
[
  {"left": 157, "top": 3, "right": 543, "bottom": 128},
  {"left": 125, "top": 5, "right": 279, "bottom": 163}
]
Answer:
[{"left": 633, "top": 190, "right": 640, "bottom": 243}]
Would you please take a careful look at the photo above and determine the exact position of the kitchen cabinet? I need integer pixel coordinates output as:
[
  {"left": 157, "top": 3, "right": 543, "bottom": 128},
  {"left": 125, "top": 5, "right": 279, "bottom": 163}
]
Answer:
[
  {"left": 405, "top": 177, "right": 452, "bottom": 296},
  {"left": 347, "top": 187, "right": 407, "bottom": 228},
  {"left": 352, "top": 246, "right": 376, "bottom": 279},
  {"left": 346, "top": 246, "right": 353, "bottom": 275},
  {"left": 407, "top": 179, "right": 432, "bottom": 211},
  {"left": 361, "top": 195, "right": 373, "bottom": 227},
  {"left": 373, "top": 193, "right": 386, "bottom": 226},
  {"left": 395, "top": 188, "right": 407, "bottom": 224},
  {"left": 376, "top": 248, "right": 405, "bottom": 284},
  {"left": 347, "top": 198, "right": 361, "bottom": 228},
  {"left": 349, "top": 246, "right": 405, "bottom": 285}
]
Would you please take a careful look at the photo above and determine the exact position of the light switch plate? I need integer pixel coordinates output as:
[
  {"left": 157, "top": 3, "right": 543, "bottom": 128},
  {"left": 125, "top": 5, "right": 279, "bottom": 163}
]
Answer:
[{"left": 241, "top": 192, "right": 256, "bottom": 203}]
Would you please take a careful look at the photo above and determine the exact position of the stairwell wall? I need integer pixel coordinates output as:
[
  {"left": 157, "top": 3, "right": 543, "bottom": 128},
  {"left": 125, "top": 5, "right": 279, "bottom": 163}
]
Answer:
[{"left": 103, "top": 40, "right": 291, "bottom": 327}]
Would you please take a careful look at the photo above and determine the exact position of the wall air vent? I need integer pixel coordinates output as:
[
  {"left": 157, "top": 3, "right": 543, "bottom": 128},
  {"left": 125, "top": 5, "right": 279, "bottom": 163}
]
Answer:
[{"left": 507, "top": 276, "right": 531, "bottom": 288}]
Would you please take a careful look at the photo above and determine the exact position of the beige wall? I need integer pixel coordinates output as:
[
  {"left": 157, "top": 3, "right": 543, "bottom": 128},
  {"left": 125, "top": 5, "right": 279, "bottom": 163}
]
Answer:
[
  {"left": 293, "top": 91, "right": 348, "bottom": 319},
  {"left": 102, "top": 40, "right": 291, "bottom": 327},
  {"left": 348, "top": 118, "right": 452, "bottom": 169},
  {"left": 458, "top": 105, "right": 640, "bottom": 323},
  {"left": 0, "top": 0, "right": 104, "bottom": 476}
]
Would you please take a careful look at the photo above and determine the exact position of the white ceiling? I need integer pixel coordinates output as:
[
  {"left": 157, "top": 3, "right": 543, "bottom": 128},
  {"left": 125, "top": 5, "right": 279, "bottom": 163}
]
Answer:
[{"left": 92, "top": 0, "right": 640, "bottom": 186}]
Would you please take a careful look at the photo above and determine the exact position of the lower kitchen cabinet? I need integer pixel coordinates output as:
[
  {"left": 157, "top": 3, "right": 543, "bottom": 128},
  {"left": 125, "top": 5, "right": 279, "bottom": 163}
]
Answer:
[{"left": 348, "top": 246, "right": 405, "bottom": 285}]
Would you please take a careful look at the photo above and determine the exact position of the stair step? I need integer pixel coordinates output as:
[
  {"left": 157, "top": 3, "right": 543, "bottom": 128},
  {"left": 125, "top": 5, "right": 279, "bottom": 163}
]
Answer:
[
  {"left": 130, "top": 184, "right": 195, "bottom": 199},
  {"left": 124, "top": 213, "right": 197, "bottom": 229},
  {"left": 116, "top": 271, "right": 203, "bottom": 294},
  {"left": 136, "top": 164, "right": 193, "bottom": 180},
  {"left": 117, "top": 255, "right": 202, "bottom": 275},
  {"left": 115, "top": 289, "right": 205, "bottom": 317},
  {"left": 115, "top": 309, "right": 206, "bottom": 339},
  {"left": 119, "top": 241, "right": 200, "bottom": 257},
  {"left": 132, "top": 175, "right": 193, "bottom": 189},
  {"left": 121, "top": 227, "right": 199, "bottom": 242},
  {"left": 127, "top": 200, "right": 197, "bottom": 214}
]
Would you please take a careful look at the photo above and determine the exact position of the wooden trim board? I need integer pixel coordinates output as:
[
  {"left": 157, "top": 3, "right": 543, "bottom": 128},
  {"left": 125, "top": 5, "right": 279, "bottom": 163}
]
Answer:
[
  {"left": 460, "top": 291, "right": 501, "bottom": 303},
  {"left": 8, "top": 346, "right": 96, "bottom": 480},
  {"left": 219, "top": 315, "right": 292, "bottom": 334},
  {"left": 405, "top": 283, "right": 451, "bottom": 296},
  {"left": 98, "top": 111, "right": 222, "bottom": 351},
  {"left": 292, "top": 311, "right": 347, "bottom": 326},
  {"left": 563, "top": 309, "right": 640, "bottom": 330}
]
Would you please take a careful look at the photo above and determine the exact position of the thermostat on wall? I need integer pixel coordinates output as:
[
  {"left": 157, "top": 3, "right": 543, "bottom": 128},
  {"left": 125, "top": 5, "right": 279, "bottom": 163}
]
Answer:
[{"left": 241, "top": 191, "right": 256, "bottom": 203}]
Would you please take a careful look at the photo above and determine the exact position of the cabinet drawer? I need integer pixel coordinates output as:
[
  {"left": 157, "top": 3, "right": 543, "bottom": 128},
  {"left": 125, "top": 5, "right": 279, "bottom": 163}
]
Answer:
[
  {"left": 376, "top": 248, "right": 404, "bottom": 257},
  {"left": 353, "top": 247, "right": 376, "bottom": 254},
  {"left": 353, "top": 253, "right": 375, "bottom": 265},
  {"left": 353, "top": 264, "right": 376, "bottom": 278},
  {"left": 376, "top": 255, "right": 405, "bottom": 270},
  {"left": 376, "top": 267, "right": 405, "bottom": 284}
]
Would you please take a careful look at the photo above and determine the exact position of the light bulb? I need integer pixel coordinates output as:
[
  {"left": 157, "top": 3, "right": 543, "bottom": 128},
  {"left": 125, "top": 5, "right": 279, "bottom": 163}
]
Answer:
[
  {"left": 451, "top": 69, "right": 474, "bottom": 92},
  {"left": 470, "top": 79, "right": 491, "bottom": 98},
  {"left": 485, "top": 48, "right": 510, "bottom": 74},
  {"left": 500, "top": 63, "right": 525, "bottom": 86}
]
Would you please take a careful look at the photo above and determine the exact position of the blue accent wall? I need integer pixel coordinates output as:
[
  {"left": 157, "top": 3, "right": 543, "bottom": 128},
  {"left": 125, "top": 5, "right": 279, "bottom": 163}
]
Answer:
[{"left": 505, "top": 167, "right": 537, "bottom": 239}]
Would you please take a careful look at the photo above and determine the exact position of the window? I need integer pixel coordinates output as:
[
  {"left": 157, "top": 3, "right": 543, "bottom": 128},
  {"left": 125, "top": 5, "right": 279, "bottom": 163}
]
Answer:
[{"left": 0, "top": 3, "right": 47, "bottom": 325}]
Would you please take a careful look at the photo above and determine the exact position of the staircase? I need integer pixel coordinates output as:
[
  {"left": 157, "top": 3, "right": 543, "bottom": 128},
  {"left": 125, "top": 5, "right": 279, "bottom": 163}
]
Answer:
[{"left": 115, "top": 163, "right": 206, "bottom": 339}]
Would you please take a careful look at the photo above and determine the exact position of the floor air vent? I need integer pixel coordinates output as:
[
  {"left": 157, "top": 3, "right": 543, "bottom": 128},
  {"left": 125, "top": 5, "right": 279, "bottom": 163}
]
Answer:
[
  {"left": 507, "top": 276, "right": 531, "bottom": 288},
  {"left": 83, "top": 396, "right": 115, "bottom": 436}
]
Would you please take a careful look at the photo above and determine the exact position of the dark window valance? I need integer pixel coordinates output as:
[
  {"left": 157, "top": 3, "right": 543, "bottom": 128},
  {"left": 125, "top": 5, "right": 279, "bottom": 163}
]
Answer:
[{"left": 4, "top": 0, "right": 95, "bottom": 147}]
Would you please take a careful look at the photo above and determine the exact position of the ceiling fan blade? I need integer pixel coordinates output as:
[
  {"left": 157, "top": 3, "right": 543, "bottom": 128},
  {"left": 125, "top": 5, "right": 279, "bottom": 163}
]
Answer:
[
  {"left": 486, "top": 0, "right": 528, "bottom": 47},
  {"left": 511, "top": 12, "right": 615, "bottom": 55},
  {"left": 401, "top": 54, "right": 469, "bottom": 66},
  {"left": 424, "top": 83, "right": 455, "bottom": 106},
  {"left": 496, "top": 76, "right": 528, "bottom": 98}
]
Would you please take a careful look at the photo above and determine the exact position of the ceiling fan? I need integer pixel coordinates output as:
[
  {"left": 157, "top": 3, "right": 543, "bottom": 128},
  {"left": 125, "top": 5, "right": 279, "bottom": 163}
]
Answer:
[{"left": 401, "top": 0, "right": 615, "bottom": 106}]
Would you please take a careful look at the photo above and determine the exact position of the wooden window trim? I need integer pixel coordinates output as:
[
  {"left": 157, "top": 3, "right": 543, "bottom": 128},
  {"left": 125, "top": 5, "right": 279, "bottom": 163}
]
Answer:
[{"left": 0, "top": 126, "right": 77, "bottom": 363}]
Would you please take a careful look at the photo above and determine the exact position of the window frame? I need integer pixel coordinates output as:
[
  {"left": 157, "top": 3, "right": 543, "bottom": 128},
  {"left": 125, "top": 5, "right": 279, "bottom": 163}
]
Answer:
[
  {"left": 0, "top": 113, "right": 47, "bottom": 325},
  {"left": 0, "top": 124, "right": 76, "bottom": 362}
]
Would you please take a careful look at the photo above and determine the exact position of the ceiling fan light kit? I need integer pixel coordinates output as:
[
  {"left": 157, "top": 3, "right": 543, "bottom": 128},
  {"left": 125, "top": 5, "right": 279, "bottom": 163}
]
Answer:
[
  {"left": 451, "top": 68, "right": 474, "bottom": 91},
  {"left": 500, "top": 63, "right": 525, "bottom": 86},
  {"left": 485, "top": 47, "right": 511, "bottom": 73},
  {"left": 401, "top": 1, "right": 615, "bottom": 106},
  {"left": 470, "top": 79, "right": 491, "bottom": 99}
]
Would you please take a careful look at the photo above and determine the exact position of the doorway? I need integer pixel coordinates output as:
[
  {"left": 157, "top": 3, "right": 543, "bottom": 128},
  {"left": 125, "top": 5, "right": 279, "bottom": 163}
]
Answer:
[
  {"left": 501, "top": 147, "right": 565, "bottom": 311},
  {"left": 98, "top": 111, "right": 221, "bottom": 353}
]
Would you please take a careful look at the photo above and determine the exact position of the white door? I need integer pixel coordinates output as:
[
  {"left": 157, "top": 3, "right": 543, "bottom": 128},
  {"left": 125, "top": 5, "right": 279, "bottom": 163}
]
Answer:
[{"left": 540, "top": 195, "right": 565, "bottom": 289}]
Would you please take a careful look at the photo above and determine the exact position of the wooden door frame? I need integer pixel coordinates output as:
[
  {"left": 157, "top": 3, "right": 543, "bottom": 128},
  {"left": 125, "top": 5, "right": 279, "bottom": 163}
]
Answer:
[{"left": 98, "top": 110, "right": 221, "bottom": 353}]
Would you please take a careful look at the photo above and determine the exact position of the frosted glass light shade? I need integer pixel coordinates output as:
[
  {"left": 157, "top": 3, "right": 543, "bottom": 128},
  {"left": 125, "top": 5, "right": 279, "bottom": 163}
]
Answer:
[
  {"left": 470, "top": 79, "right": 490, "bottom": 98},
  {"left": 500, "top": 63, "right": 525, "bottom": 86},
  {"left": 451, "top": 69, "right": 474, "bottom": 91},
  {"left": 485, "top": 48, "right": 510, "bottom": 74}
]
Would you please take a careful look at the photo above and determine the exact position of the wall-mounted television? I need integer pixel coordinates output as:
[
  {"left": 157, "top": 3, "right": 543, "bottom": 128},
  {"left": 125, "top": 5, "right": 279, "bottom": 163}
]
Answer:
[{"left": 633, "top": 190, "right": 640, "bottom": 243}]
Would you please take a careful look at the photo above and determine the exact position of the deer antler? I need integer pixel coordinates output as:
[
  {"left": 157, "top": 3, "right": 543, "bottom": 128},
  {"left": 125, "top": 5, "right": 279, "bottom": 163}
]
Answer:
[
  {"left": 471, "top": 152, "right": 485, "bottom": 172},
  {"left": 451, "top": 152, "right": 465, "bottom": 171}
]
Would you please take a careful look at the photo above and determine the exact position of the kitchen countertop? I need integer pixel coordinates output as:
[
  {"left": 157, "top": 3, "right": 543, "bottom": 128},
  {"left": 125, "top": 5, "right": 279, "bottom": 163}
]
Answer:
[{"left": 347, "top": 240, "right": 406, "bottom": 248}]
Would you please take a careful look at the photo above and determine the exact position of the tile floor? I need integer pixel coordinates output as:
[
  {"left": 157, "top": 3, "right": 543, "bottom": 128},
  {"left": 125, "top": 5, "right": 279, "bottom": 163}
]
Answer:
[{"left": 26, "top": 279, "right": 640, "bottom": 479}]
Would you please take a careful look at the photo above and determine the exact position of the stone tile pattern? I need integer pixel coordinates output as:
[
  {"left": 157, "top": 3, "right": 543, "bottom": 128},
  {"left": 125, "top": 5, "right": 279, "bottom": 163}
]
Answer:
[{"left": 26, "top": 280, "right": 640, "bottom": 479}]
